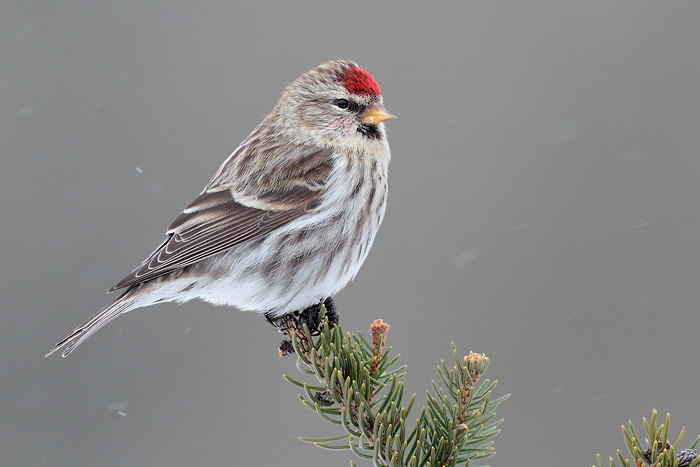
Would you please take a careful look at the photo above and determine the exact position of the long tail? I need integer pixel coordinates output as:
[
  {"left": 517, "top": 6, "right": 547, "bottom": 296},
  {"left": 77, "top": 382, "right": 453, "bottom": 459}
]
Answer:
[{"left": 46, "top": 288, "right": 143, "bottom": 358}]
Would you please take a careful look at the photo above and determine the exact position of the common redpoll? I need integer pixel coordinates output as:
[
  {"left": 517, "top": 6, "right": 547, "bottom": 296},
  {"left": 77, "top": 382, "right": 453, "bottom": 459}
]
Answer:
[{"left": 47, "top": 59, "right": 394, "bottom": 357}]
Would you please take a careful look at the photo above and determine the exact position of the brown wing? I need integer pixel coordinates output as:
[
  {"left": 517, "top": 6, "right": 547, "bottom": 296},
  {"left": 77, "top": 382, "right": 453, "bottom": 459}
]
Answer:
[{"left": 108, "top": 144, "right": 334, "bottom": 292}]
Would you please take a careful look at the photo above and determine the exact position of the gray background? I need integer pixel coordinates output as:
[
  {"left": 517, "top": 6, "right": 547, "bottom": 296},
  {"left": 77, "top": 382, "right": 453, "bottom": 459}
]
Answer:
[{"left": 3, "top": 2, "right": 700, "bottom": 466}]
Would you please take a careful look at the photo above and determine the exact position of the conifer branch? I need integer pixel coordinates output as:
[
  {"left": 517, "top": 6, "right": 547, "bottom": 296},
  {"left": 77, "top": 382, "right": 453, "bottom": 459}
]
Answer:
[
  {"left": 272, "top": 305, "right": 508, "bottom": 467},
  {"left": 594, "top": 410, "right": 700, "bottom": 467}
]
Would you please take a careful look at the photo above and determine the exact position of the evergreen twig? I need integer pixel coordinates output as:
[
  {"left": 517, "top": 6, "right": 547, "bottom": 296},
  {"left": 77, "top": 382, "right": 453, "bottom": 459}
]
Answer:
[
  {"left": 594, "top": 409, "right": 700, "bottom": 467},
  {"left": 276, "top": 306, "right": 508, "bottom": 467}
]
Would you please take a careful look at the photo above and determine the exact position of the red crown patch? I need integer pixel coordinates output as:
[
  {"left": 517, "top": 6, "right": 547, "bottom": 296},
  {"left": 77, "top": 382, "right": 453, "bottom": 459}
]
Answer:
[{"left": 340, "top": 66, "right": 381, "bottom": 96}]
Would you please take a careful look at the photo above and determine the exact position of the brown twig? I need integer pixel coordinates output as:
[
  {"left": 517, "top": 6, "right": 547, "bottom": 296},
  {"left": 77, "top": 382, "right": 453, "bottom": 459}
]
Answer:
[{"left": 270, "top": 308, "right": 344, "bottom": 411}]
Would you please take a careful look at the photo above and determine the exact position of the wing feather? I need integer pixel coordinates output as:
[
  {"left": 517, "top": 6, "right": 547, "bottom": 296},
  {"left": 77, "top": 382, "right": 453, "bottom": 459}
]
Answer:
[{"left": 108, "top": 144, "right": 334, "bottom": 292}]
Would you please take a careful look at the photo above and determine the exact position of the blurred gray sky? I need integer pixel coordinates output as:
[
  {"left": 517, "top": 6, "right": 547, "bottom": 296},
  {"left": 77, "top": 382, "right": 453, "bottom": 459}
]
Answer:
[{"left": 2, "top": 2, "right": 700, "bottom": 466}]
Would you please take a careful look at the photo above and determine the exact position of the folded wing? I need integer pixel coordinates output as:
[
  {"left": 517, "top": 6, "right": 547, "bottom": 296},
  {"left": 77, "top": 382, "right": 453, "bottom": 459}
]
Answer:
[{"left": 109, "top": 144, "right": 334, "bottom": 292}]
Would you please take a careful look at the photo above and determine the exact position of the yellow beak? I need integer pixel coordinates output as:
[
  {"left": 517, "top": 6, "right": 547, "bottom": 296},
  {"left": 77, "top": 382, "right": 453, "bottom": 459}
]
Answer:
[{"left": 361, "top": 106, "right": 395, "bottom": 125}]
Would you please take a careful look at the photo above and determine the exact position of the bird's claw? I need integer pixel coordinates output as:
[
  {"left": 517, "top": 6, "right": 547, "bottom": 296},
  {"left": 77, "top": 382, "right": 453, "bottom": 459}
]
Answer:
[
  {"left": 298, "top": 297, "right": 337, "bottom": 336},
  {"left": 266, "top": 297, "right": 338, "bottom": 356}
]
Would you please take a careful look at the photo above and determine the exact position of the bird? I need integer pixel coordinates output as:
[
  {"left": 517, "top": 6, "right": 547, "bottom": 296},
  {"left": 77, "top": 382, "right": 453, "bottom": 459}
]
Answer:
[{"left": 46, "top": 59, "right": 394, "bottom": 358}]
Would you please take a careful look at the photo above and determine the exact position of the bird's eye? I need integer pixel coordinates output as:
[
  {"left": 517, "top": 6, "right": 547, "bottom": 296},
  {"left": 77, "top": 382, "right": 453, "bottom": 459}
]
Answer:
[{"left": 336, "top": 99, "right": 349, "bottom": 109}]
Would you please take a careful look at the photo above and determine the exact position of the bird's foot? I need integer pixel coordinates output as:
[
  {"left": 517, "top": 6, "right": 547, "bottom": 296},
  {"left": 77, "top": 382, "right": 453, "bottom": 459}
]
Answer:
[
  {"left": 266, "top": 297, "right": 338, "bottom": 357},
  {"left": 322, "top": 297, "right": 338, "bottom": 328},
  {"left": 297, "top": 297, "right": 337, "bottom": 336}
]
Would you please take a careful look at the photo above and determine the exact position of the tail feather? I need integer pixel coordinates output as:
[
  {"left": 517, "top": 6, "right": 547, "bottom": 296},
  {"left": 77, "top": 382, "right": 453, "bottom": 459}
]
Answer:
[{"left": 45, "top": 290, "right": 141, "bottom": 358}]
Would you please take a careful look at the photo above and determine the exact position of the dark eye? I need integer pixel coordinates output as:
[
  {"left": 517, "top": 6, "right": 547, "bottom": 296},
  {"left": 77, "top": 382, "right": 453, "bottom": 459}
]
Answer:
[{"left": 336, "top": 99, "right": 349, "bottom": 109}]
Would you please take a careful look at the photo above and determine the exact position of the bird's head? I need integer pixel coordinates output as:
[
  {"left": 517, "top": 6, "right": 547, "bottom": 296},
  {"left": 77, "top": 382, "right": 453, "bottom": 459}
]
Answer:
[{"left": 272, "top": 60, "right": 394, "bottom": 154}]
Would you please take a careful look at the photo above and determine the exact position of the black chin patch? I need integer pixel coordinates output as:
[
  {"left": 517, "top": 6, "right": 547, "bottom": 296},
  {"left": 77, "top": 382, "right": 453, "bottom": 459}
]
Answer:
[{"left": 358, "top": 124, "right": 381, "bottom": 140}]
